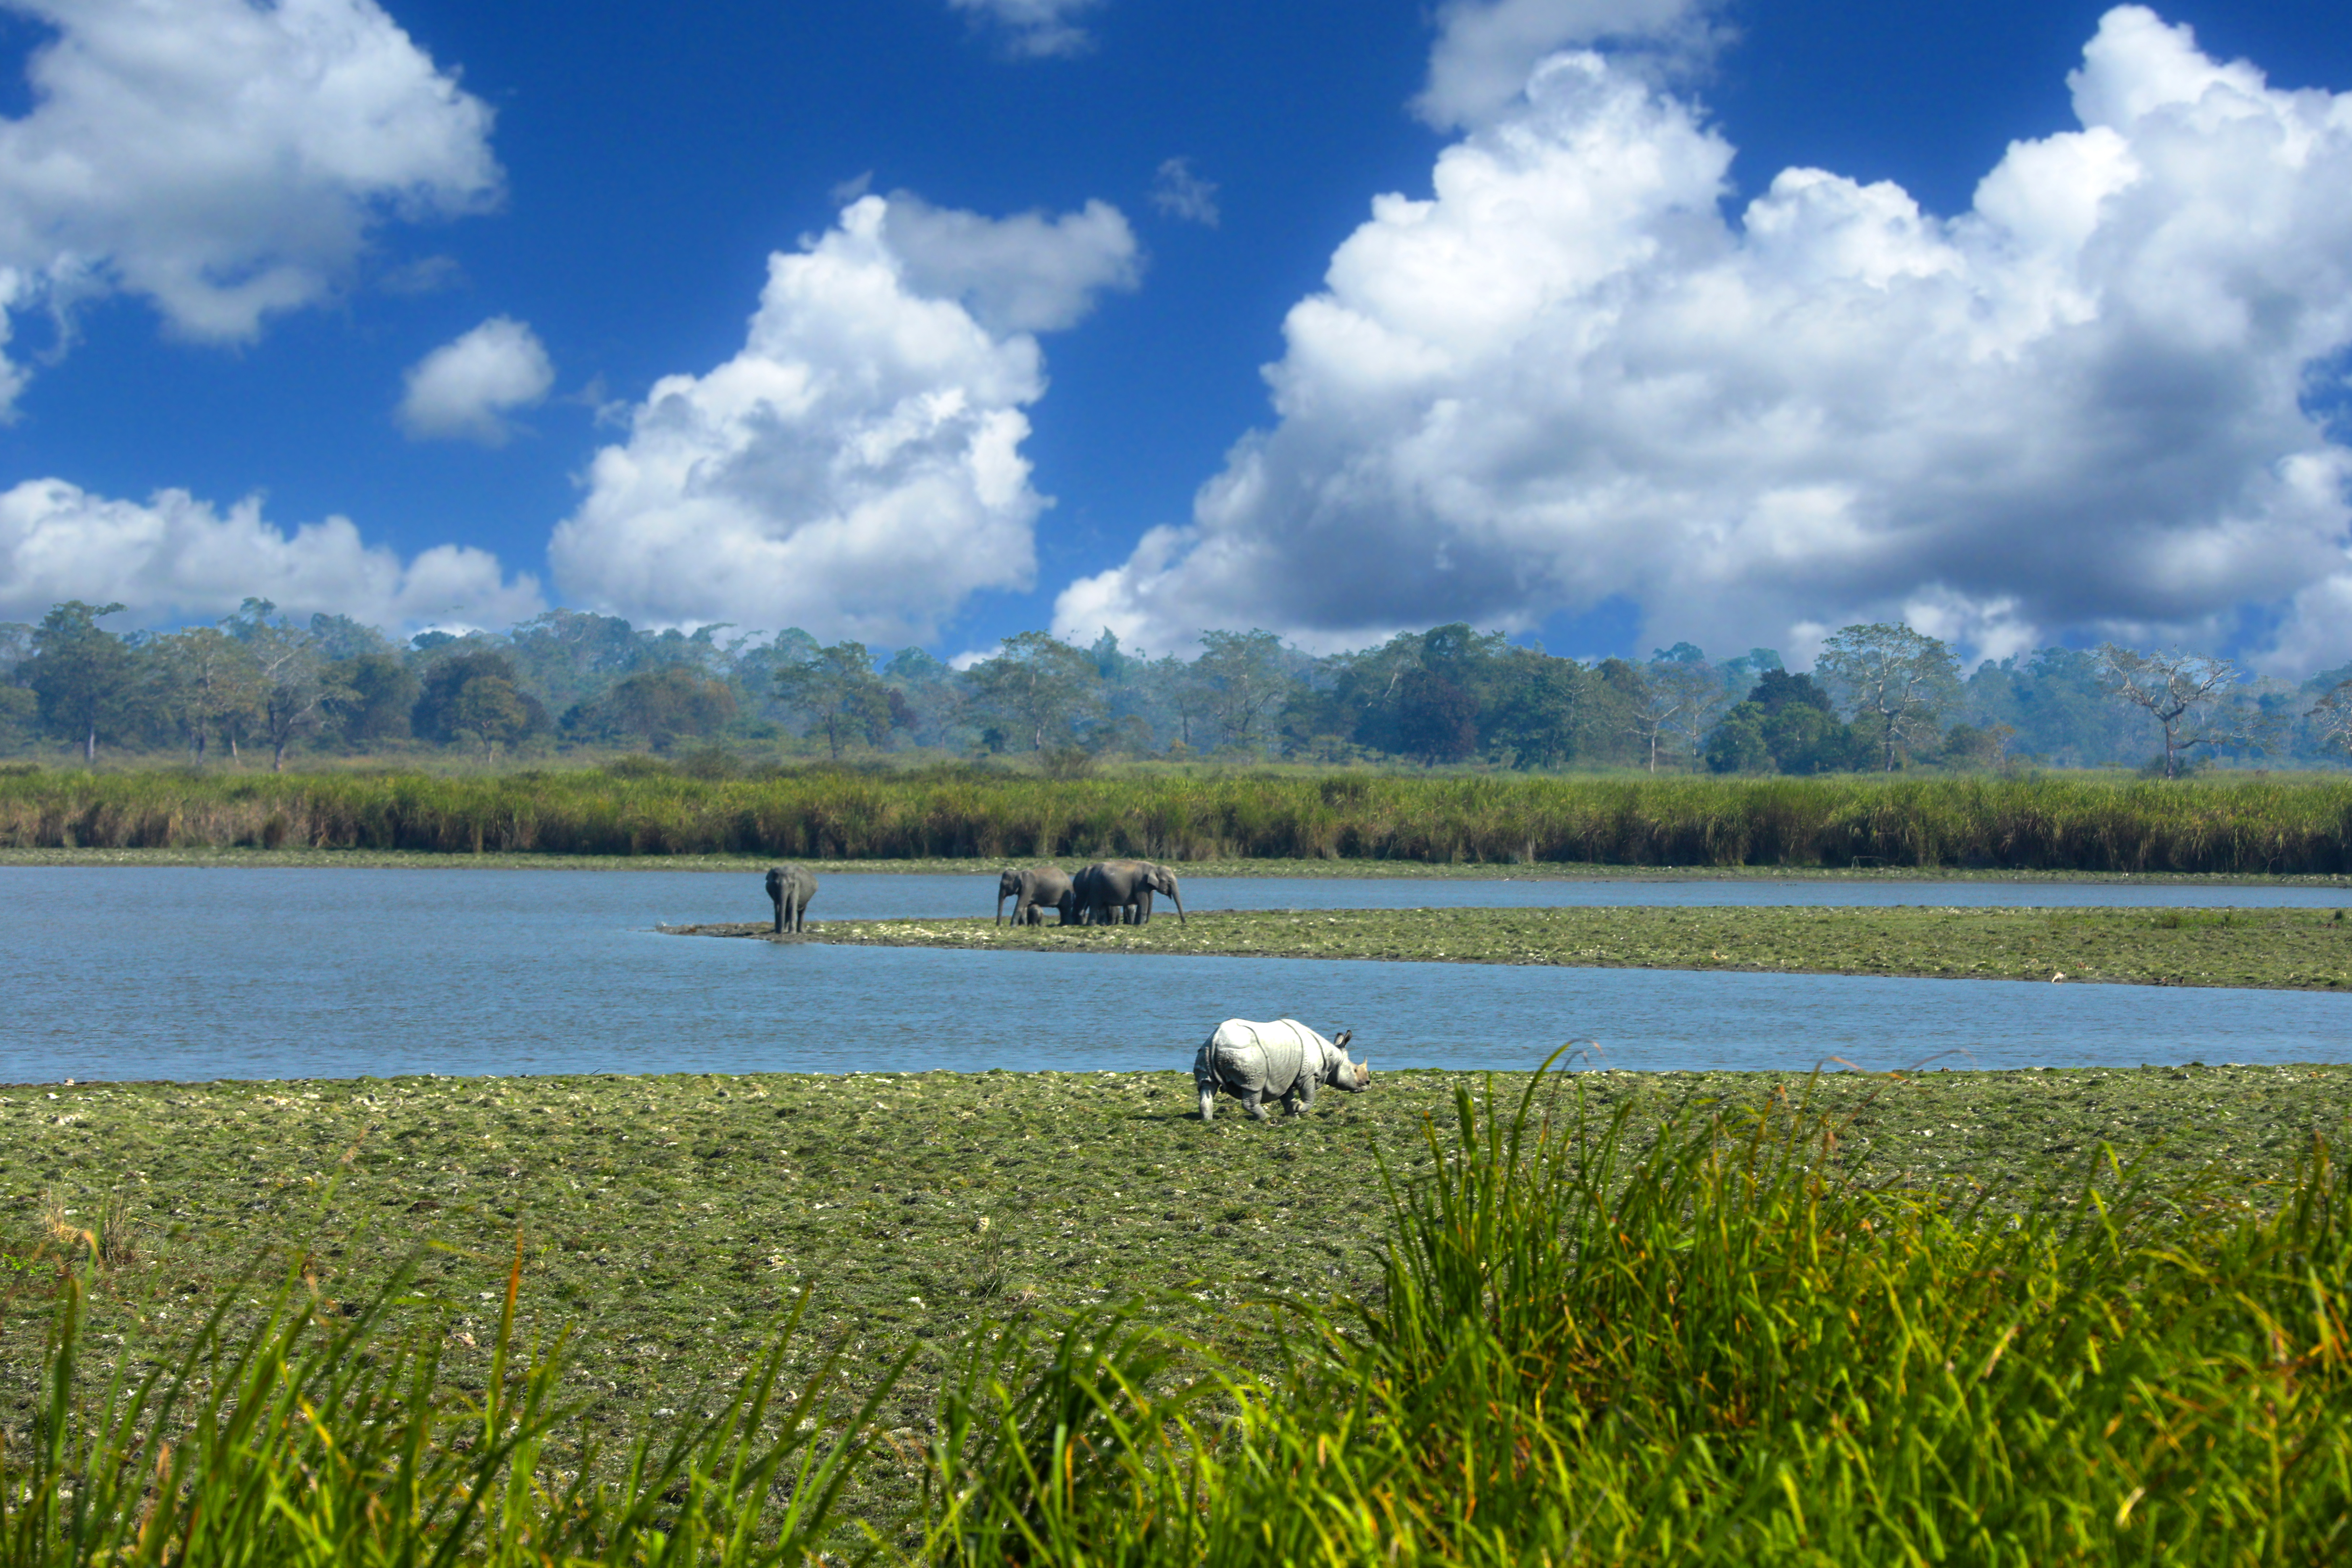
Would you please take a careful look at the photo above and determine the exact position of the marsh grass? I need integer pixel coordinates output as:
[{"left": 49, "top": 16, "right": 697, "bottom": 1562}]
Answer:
[
  {"left": 1, "top": 1242, "right": 897, "bottom": 1567},
  {"left": 13, "top": 770, "right": 2352, "bottom": 872},
  {"left": 924, "top": 1074, "right": 2352, "bottom": 1563}
]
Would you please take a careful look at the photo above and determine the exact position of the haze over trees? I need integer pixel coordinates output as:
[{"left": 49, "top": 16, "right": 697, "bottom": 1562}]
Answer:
[{"left": 0, "top": 598, "right": 2339, "bottom": 777}]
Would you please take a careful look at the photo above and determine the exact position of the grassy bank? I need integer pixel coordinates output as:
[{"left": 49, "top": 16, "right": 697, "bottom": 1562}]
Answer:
[
  {"left": 674, "top": 903, "right": 2352, "bottom": 990},
  {"left": 11, "top": 769, "right": 2352, "bottom": 872},
  {"left": 6, "top": 1065, "right": 2349, "bottom": 1561}
]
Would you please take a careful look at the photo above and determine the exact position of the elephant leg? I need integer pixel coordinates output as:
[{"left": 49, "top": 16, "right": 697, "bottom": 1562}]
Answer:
[{"left": 771, "top": 903, "right": 783, "bottom": 934}]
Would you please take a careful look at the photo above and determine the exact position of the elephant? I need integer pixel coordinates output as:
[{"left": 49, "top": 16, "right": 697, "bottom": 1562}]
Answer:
[
  {"left": 996, "top": 866, "right": 1077, "bottom": 926},
  {"left": 764, "top": 864, "right": 817, "bottom": 933},
  {"left": 1073, "top": 859, "right": 1185, "bottom": 926},
  {"left": 1194, "top": 1019, "right": 1369, "bottom": 1121}
]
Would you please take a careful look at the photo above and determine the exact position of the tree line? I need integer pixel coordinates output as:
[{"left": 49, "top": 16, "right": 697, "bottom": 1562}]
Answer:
[{"left": 0, "top": 599, "right": 2343, "bottom": 775}]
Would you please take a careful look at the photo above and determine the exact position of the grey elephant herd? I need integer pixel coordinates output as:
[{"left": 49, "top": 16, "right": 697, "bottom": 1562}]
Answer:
[
  {"left": 995, "top": 860, "right": 1185, "bottom": 927},
  {"left": 757, "top": 858, "right": 1185, "bottom": 934},
  {"left": 757, "top": 860, "right": 1372, "bottom": 1121}
]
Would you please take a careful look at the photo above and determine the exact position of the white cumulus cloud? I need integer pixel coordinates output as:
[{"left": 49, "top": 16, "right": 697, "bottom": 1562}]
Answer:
[
  {"left": 0, "top": 0, "right": 500, "bottom": 411},
  {"left": 1058, "top": 7, "right": 2352, "bottom": 672},
  {"left": 0, "top": 477, "right": 543, "bottom": 631},
  {"left": 946, "top": 0, "right": 1099, "bottom": 59},
  {"left": 397, "top": 316, "right": 554, "bottom": 444},
  {"left": 550, "top": 192, "right": 1134, "bottom": 643}
]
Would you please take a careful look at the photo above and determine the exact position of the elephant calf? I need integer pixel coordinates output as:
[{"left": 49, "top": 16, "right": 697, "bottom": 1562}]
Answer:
[
  {"left": 764, "top": 863, "right": 817, "bottom": 933},
  {"left": 1194, "top": 1018, "right": 1370, "bottom": 1121}
]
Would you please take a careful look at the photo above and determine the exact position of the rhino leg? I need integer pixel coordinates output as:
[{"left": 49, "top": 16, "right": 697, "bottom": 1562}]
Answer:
[
  {"left": 1290, "top": 1078, "right": 1317, "bottom": 1114},
  {"left": 1198, "top": 1084, "right": 1216, "bottom": 1122},
  {"left": 1242, "top": 1089, "right": 1270, "bottom": 1121}
]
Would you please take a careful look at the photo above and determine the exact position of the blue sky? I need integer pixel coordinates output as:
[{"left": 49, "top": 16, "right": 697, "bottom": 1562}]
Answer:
[{"left": 0, "top": 0, "right": 2348, "bottom": 672}]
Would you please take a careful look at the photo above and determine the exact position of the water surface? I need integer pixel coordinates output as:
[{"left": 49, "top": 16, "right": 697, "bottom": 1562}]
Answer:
[{"left": 4, "top": 867, "right": 2345, "bottom": 1082}]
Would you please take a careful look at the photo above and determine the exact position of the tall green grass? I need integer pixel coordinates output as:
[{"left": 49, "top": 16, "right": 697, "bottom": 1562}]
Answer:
[
  {"left": 925, "top": 1079, "right": 2352, "bottom": 1563},
  {"left": 1, "top": 1243, "right": 896, "bottom": 1567},
  {"left": 8, "top": 769, "right": 2352, "bottom": 871},
  {"left": 9, "top": 1079, "right": 2351, "bottom": 1562}
]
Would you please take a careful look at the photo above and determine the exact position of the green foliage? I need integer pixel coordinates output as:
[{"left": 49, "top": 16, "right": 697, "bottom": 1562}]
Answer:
[
  {"left": 567, "top": 664, "right": 739, "bottom": 751},
  {"left": 965, "top": 631, "right": 1103, "bottom": 752},
  {"left": 326, "top": 649, "right": 420, "bottom": 745},
  {"left": 24, "top": 601, "right": 132, "bottom": 762},
  {"left": 770, "top": 639, "right": 892, "bottom": 759},
  {"left": 413, "top": 649, "right": 552, "bottom": 756}
]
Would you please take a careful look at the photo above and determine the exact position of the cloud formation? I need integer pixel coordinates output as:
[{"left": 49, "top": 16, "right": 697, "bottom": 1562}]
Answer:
[
  {"left": 1059, "top": 7, "right": 2352, "bottom": 672},
  {"left": 0, "top": 478, "right": 543, "bottom": 631},
  {"left": 1150, "top": 157, "right": 1220, "bottom": 227},
  {"left": 0, "top": 0, "right": 500, "bottom": 412},
  {"left": 1416, "top": 0, "right": 1716, "bottom": 128},
  {"left": 946, "top": 0, "right": 1099, "bottom": 59},
  {"left": 397, "top": 316, "right": 555, "bottom": 444},
  {"left": 878, "top": 192, "right": 1138, "bottom": 332},
  {"left": 550, "top": 192, "right": 1134, "bottom": 643}
]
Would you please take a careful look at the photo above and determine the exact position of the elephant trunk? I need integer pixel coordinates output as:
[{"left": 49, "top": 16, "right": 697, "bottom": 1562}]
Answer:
[
  {"left": 996, "top": 890, "right": 1007, "bottom": 926},
  {"left": 1169, "top": 884, "right": 1185, "bottom": 925}
]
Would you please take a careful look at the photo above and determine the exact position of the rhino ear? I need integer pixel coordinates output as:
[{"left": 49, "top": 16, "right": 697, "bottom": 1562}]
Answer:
[{"left": 1334, "top": 1029, "right": 1352, "bottom": 1050}]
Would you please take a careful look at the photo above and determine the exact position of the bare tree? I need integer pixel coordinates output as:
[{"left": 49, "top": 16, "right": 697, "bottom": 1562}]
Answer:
[
  {"left": 239, "top": 617, "right": 346, "bottom": 771},
  {"left": 1816, "top": 623, "right": 1962, "bottom": 771},
  {"left": 2095, "top": 644, "right": 2268, "bottom": 777},
  {"left": 2310, "top": 679, "right": 2352, "bottom": 763},
  {"left": 1653, "top": 658, "right": 1734, "bottom": 766},
  {"left": 1613, "top": 658, "right": 1725, "bottom": 773}
]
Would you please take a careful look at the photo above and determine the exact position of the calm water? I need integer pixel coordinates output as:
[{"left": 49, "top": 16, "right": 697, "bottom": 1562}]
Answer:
[{"left": 4, "top": 867, "right": 2346, "bottom": 1082}]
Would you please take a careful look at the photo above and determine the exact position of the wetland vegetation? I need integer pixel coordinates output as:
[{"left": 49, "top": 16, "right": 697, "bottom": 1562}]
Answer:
[
  {"left": 13, "top": 769, "right": 2352, "bottom": 874},
  {"left": 6, "top": 1064, "right": 2350, "bottom": 1560},
  {"left": 681, "top": 903, "right": 2352, "bottom": 991}
]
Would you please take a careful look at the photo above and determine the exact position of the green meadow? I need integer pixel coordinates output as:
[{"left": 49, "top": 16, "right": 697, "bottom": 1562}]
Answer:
[{"left": 6, "top": 1063, "right": 2350, "bottom": 1562}]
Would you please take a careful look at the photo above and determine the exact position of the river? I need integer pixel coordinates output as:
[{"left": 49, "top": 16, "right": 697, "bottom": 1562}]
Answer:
[{"left": 5, "top": 866, "right": 2346, "bottom": 1082}]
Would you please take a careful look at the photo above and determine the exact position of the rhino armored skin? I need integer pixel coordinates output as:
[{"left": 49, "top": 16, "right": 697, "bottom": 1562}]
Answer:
[{"left": 1194, "top": 1018, "right": 1370, "bottom": 1122}]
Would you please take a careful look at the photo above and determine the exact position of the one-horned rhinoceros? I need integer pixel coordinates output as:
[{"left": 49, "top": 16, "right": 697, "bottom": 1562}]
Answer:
[{"left": 1193, "top": 1018, "right": 1370, "bottom": 1122}]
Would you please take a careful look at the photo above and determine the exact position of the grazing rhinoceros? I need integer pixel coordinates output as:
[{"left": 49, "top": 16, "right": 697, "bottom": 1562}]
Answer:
[{"left": 1194, "top": 1018, "right": 1369, "bottom": 1122}]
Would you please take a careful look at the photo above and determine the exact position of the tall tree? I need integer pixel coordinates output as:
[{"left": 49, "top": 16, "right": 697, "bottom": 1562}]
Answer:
[
  {"left": 2099, "top": 645, "right": 2266, "bottom": 778},
  {"left": 1192, "top": 629, "right": 1295, "bottom": 751},
  {"left": 1816, "top": 623, "right": 1963, "bottom": 771},
  {"left": 967, "top": 632, "right": 1102, "bottom": 751},
  {"left": 770, "top": 641, "right": 889, "bottom": 759},
  {"left": 414, "top": 650, "right": 551, "bottom": 755},
  {"left": 224, "top": 605, "right": 346, "bottom": 772},
  {"left": 149, "top": 626, "right": 262, "bottom": 764},
  {"left": 26, "top": 601, "right": 133, "bottom": 763}
]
